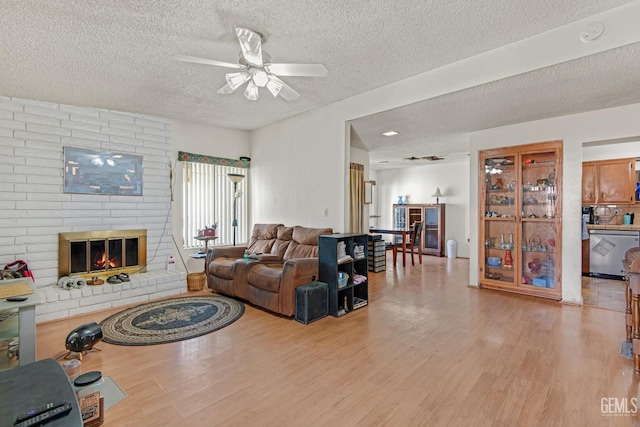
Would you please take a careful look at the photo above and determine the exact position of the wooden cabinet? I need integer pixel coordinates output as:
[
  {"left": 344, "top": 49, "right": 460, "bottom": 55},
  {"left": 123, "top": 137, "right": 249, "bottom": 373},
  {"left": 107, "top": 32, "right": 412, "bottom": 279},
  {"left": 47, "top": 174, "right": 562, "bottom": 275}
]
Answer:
[
  {"left": 393, "top": 204, "right": 446, "bottom": 256},
  {"left": 582, "top": 163, "right": 597, "bottom": 204},
  {"left": 479, "top": 140, "right": 563, "bottom": 300},
  {"left": 423, "top": 205, "right": 446, "bottom": 256},
  {"left": 582, "top": 158, "right": 636, "bottom": 204},
  {"left": 319, "top": 234, "right": 369, "bottom": 317}
]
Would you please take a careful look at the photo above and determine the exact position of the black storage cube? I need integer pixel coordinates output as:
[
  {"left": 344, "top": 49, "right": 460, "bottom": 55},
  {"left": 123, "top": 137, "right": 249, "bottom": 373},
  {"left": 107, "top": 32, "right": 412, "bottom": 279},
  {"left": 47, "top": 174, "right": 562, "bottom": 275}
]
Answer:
[{"left": 295, "top": 282, "right": 328, "bottom": 324}]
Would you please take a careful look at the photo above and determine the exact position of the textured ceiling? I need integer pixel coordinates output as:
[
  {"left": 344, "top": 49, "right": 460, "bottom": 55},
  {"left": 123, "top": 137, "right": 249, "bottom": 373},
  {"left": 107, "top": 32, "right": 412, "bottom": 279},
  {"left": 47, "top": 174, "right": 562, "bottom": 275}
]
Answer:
[
  {"left": 0, "top": 0, "right": 636, "bottom": 162},
  {"left": 352, "top": 42, "right": 640, "bottom": 168}
]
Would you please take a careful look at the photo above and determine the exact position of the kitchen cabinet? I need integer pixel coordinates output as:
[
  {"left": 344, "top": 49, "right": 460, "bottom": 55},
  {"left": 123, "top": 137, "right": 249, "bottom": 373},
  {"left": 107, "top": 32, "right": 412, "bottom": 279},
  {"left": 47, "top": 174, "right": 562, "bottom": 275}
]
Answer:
[
  {"left": 393, "top": 204, "right": 446, "bottom": 256},
  {"left": 479, "top": 140, "right": 563, "bottom": 300},
  {"left": 582, "top": 158, "right": 636, "bottom": 204},
  {"left": 582, "top": 163, "right": 596, "bottom": 205}
]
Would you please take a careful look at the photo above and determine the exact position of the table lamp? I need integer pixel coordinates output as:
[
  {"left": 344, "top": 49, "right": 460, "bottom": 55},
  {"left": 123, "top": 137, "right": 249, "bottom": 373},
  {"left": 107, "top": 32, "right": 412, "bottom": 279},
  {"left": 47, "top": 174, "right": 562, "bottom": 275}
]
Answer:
[{"left": 432, "top": 187, "right": 443, "bottom": 204}]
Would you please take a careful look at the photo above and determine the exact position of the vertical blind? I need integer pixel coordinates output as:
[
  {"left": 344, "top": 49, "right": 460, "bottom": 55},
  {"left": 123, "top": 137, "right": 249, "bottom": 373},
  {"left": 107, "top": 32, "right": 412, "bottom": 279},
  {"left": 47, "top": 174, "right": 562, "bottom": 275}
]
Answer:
[{"left": 182, "top": 162, "right": 248, "bottom": 249}]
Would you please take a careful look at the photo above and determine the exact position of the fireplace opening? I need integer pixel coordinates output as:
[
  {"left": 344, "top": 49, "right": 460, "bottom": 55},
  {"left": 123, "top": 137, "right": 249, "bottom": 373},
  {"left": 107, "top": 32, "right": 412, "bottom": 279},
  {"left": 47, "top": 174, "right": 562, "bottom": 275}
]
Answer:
[
  {"left": 60, "top": 230, "right": 147, "bottom": 279},
  {"left": 125, "top": 238, "right": 138, "bottom": 267}
]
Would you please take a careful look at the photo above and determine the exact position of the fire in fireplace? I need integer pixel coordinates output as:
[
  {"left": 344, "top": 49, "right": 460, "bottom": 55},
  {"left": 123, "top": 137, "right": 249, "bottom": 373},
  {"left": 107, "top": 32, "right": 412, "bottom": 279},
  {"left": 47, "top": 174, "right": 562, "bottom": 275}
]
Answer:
[{"left": 59, "top": 229, "right": 147, "bottom": 279}]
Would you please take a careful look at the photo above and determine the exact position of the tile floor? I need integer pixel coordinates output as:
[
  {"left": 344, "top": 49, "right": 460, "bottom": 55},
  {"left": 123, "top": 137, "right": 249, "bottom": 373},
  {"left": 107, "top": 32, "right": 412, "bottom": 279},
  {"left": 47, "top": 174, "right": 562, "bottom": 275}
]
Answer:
[{"left": 582, "top": 275, "right": 626, "bottom": 312}]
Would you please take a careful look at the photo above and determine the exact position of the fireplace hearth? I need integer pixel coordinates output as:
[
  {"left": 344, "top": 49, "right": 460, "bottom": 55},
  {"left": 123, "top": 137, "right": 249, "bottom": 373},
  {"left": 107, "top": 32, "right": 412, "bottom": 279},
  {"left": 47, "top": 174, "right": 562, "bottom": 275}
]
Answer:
[{"left": 59, "top": 229, "right": 147, "bottom": 279}]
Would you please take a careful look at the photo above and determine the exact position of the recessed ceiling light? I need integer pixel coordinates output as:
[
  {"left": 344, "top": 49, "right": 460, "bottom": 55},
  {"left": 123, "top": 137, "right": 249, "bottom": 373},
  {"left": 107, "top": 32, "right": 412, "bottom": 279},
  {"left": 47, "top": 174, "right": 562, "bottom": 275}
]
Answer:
[
  {"left": 382, "top": 131, "right": 399, "bottom": 136},
  {"left": 378, "top": 161, "right": 389, "bottom": 164}
]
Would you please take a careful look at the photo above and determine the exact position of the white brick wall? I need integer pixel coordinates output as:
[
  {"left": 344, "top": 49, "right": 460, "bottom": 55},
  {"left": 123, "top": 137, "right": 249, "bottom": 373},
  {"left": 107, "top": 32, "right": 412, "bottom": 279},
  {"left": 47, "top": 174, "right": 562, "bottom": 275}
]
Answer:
[
  {"left": 35, "top": 271, "right": 187, "bottom": 323},
  {"left": 0, "top": 95, "right": 186, "bottom": 322}
]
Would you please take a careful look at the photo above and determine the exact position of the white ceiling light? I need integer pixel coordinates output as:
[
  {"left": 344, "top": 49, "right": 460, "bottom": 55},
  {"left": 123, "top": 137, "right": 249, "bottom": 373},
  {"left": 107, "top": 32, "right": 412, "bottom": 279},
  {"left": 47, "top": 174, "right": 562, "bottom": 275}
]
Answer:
[
  {"left": 382, "top": 131, "right": 399, "bottom": 136},
  {"left": 251, "top": 69, "right": 269, "bottom": 87},
  {"left": 265, "top": 77, "right": 283, "bottom": 97},
  {"left": 226, "top": 72, "right": 250, "bottom": 90},
  {"left": 244, "top": 80, "right": 259, "bottom": 101}
]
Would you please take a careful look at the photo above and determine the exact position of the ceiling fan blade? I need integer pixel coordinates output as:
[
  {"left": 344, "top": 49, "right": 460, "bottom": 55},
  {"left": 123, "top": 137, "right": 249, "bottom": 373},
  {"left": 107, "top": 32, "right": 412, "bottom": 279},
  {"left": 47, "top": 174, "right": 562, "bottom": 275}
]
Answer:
[
  {"left": 173, "top": 54, "right": 243, "bottom": 69},
  {"left": 269, "top": 76, "right": 300, "bottom": 101},
  {"left": 267, "top": 63, "right": 328, "bottom": 77},
  {"left": 216, "top": 83, "right": 236, "bottom": 95},
  {"left": 236, "top": 27, "right": 263, "bottom": 67}
]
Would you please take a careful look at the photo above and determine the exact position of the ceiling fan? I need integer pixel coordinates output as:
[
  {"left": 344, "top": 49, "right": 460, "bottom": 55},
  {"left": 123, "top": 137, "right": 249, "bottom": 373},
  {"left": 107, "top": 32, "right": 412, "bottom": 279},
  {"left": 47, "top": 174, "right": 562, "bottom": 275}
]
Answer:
[{"left": 173, "top": 27, "right": 328, "bottom": 101}]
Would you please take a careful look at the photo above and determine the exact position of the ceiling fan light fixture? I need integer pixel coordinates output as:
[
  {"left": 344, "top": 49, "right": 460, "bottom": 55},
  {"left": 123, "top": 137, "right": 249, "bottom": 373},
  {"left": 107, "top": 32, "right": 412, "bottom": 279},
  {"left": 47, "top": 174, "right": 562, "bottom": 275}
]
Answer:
[
  {"left": 251, "top": 69, "right": 269, "bottom": 87},
  {"left": 244, "top": 80, "right": 259, "bottom": 101},
  {"left": 265, "top": 76, "right": 283, "bottom": 97},
  {"left": 226, "top": 72, "right": 250, "bottom": 90}
]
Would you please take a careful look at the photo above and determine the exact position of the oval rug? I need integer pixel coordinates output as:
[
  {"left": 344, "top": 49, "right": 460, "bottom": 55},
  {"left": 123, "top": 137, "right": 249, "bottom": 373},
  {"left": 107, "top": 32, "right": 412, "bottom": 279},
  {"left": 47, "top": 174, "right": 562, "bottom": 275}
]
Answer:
[{"left": 99, "top": 295, "right": 244, "bottom": 346}]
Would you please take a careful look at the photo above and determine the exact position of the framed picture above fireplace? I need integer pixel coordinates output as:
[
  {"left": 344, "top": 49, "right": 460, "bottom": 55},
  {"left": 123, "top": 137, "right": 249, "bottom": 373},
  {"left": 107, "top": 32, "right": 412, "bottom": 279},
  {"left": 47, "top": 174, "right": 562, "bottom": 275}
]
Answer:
[{"left": 63, "top": 147, "right": 143, "bottom": 195}]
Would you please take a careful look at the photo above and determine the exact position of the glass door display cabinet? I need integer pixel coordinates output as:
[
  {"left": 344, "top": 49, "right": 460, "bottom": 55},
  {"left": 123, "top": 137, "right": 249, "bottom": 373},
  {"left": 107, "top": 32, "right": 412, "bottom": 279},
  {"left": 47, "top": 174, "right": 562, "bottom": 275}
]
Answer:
[
  {"left": 423, "top": 205, "right": 445, "bottom": 257},
  {"left": 393, "top": 205, "right": 422, "bottom": 245},
  {"left": 479, "top": 141, "right": 562, "bottom": 300}
]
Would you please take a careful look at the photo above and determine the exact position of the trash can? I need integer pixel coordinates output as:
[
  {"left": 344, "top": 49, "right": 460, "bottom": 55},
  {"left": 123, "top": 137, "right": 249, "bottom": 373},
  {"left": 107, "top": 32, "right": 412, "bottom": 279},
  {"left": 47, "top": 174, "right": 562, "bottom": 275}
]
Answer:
[{"left": 447, "top": 239, "right": 457, "bottom": 259}]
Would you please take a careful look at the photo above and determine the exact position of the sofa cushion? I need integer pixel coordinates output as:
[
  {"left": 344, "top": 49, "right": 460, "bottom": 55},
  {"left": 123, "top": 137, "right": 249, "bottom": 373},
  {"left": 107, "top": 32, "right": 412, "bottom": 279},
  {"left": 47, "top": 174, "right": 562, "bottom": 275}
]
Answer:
[
  {"left": 247, "top": 223, "right": 283, "bottom": 254},
  {"left": 270, "top": 226, "right": 294, "bottom": 258},
  {"left": 284, "top": 226, "right": 333, "bottom": 260},
  {"left": 210, "top": 258, "right": 236, "bottom": 280},
  {"left": 247, "top": 264, "right": 284, "bottom": 293}
]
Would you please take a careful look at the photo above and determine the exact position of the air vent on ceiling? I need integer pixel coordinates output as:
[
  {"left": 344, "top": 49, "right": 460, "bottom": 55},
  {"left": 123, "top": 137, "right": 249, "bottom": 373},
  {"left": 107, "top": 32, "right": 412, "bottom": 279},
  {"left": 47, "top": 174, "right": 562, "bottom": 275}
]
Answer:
[{"left": 403, "top": 155, "right": 444, "bottom": 161}]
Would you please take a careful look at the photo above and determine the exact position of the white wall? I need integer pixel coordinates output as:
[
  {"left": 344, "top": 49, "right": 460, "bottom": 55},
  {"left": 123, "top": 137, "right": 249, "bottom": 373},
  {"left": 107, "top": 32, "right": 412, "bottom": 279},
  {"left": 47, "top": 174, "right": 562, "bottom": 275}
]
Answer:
[
  {"left": 376, "top": 160, "right": 471, "bottom": 258},
  {"left": 170, "top": 121, "right": 250, "bottom": 274},
  {"left": 250, "top": 107, "right": 346, "bottom": 231},
  {"left": 350, "top": 146, "right": 371, "bottom": 232},
  {"left": 583, "top": 140, "right": 640, "bottom": 161},
  {"left": 469, "top": 102, "right": 640, "bottom": 304}
]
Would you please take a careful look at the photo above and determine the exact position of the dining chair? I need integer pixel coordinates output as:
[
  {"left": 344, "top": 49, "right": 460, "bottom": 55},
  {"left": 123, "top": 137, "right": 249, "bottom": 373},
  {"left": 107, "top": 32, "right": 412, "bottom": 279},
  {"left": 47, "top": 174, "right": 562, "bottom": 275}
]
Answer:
[{"left": 406, "top": 221, "right": 423, "bottom": 265}]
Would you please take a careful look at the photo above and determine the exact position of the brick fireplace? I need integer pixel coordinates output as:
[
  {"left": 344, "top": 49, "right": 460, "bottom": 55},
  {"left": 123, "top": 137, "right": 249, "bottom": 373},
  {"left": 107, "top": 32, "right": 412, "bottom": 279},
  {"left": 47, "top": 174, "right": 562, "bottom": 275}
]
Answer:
[
  {"left": 0, "top": 96, "right": 187, "bottom": 323},
  {"left": 58, "top": 229, "right": 147, "bottom": 279}
]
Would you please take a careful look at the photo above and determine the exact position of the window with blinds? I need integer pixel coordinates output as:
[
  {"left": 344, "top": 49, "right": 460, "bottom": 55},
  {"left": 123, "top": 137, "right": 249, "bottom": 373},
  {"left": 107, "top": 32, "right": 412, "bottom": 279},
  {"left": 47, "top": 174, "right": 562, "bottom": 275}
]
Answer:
[{"left": 181, "top": 158, "right": 249, "bottom": 249}]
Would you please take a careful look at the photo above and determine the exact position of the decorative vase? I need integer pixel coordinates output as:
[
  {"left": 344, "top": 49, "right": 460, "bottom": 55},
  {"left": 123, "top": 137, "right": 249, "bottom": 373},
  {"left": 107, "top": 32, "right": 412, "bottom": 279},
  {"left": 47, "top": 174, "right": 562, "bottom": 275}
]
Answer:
[
  {"left": 500, "top": 233, "right": 506, "bottom": 249},
  {"left": 397, "top": 196, "right": 404, "bottom": 205},
  {"left": 504, "top": 250, "right": 513, "bottom": 268},
  {"left": 509, "top": 233, "right": 514, "bottom": 249}
]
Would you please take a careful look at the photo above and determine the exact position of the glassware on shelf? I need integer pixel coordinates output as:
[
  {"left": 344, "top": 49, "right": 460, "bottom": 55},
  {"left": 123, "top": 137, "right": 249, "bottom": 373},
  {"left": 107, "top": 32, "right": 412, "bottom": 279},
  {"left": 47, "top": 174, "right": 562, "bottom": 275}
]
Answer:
[{"left": 504, "top": 250, "right": 513, "bottom": 268}]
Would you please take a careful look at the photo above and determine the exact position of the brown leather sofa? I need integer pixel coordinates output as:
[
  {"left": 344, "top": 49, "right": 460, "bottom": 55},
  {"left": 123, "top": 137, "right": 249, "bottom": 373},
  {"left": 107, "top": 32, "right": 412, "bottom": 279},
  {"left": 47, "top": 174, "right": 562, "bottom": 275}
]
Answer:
[
  {"left": 207, "top": 223, "right": 282, "bottom": 301},
  {"left": 207, "top": 224, "right": 332, "bottom": 316}
]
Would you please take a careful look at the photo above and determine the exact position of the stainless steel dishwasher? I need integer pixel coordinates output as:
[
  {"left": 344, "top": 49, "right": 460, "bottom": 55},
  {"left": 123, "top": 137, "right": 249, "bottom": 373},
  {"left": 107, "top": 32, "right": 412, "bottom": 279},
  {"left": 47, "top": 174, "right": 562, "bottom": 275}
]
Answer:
[{"left": 589, "top": 229, "right": 639, "bottom": 278}]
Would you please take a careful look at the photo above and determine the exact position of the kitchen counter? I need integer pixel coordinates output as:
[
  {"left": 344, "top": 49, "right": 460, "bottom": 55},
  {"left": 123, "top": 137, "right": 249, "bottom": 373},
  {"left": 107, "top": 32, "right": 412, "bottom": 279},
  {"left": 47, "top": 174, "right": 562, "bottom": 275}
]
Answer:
[{"left": 587, "top": 224, "right": 640, "bottom": 231}]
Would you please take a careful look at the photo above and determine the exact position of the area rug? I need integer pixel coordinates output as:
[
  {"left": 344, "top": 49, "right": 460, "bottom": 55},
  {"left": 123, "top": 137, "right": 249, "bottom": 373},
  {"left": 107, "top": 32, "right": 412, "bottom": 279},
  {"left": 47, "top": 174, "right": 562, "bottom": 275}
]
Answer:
[{"left": 99, "top": 296, "right": 244, "bottom": 346}]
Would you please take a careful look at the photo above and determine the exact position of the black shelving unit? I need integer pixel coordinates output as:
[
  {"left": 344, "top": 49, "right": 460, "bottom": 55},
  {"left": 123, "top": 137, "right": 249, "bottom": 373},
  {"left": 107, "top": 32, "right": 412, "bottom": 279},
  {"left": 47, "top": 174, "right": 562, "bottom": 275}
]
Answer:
[{"left": 319, "top": 234, "right": 369, "bottom": 317}]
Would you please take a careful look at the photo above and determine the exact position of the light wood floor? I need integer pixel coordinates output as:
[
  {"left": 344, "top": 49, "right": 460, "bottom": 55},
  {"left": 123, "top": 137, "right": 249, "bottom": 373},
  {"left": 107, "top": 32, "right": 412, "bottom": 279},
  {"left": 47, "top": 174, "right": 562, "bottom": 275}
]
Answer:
[
  {"left": 35, "top": 258, "right": 639, "bottom": 426},
  {"left": 582, "top": 276, "right": 627, "bottom": 312}
]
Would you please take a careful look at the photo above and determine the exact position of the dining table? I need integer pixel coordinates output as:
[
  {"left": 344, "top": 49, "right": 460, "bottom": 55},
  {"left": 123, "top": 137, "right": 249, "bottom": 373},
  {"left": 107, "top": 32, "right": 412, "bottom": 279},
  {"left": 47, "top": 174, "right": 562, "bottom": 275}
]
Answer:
[{"left": 368, "top": 227, "right": 412, "bottom": 267}]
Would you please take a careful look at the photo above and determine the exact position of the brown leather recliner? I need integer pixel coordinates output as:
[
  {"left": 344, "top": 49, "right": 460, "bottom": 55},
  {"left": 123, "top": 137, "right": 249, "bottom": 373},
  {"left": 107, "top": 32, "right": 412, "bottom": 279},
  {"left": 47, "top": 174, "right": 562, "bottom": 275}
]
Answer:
[
  {"left": 246, "top": 225, "right": 332, "bottom": 316},
  {"left": 207, "top": 223, "right": 283, "bottom": 300}
]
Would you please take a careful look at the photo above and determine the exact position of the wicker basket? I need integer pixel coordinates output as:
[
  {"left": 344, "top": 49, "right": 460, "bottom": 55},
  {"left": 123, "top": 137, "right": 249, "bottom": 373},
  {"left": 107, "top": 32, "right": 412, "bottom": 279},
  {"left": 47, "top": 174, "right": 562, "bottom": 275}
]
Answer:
[{"left": 187, "top": 272, "right": 206, "bottom": 291}]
